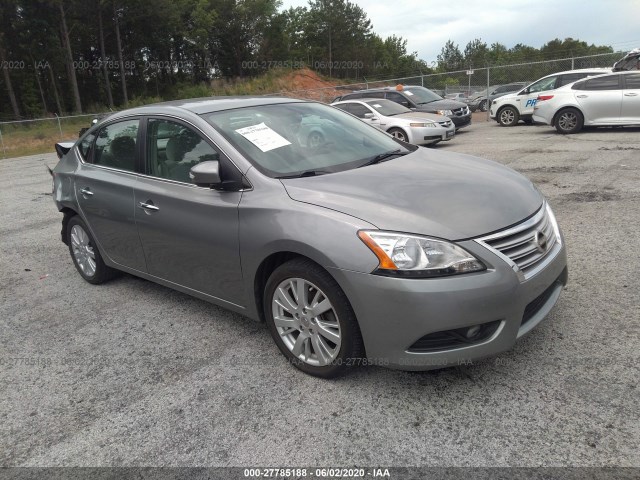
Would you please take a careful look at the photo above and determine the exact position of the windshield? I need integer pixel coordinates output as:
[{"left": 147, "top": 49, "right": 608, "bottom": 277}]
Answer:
[
  {"left": 202, "top": 102, "right": 411, "bottom": 178},
  {"left": 402, "top": 87, "right": 443, "bottom": 104},
  {"left": 362, "top": 99, "right": 411, "bottom": 116}
]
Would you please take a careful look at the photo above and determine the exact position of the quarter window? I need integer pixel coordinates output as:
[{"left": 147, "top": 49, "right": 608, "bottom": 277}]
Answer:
[
  {"left": 93, "top": 120, "right": 139, "bottom": 171},
  {"left": 146, "top": 119, "right": 220, "bottom": 183},
  {"left": 78, "top": 132, "right": 96, "bottom": 160}
]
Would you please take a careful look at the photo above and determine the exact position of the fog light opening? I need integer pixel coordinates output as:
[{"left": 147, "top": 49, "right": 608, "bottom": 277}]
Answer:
[{"left": 465, "top": 325, "right": 482, "bottom": 339}]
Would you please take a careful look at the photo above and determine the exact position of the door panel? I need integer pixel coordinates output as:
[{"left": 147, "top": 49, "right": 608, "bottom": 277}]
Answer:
[
  {"left": 575, "top": 75, "right": 623, "bottom": 124},
  {"left": 75, "top": 164, "right": 147, "bottom": 271},
  {"left": 621, "top": 73, "right": 640, "bottom": 123},
  {"left": 134, "top": 178, "right": 243, "bottom": 304},
  {"left": 136, "top": 117, "right": 244, "bottom": 305}
]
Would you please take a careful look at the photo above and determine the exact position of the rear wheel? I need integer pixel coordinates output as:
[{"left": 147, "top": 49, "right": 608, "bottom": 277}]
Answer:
[
  {"left": 387, "top": 127, "right": 408, "bottom": 142},
  {"left": 264, "top": 258, "right": 364, "bottom": 378},
  {"left": 555, "top": 108, "right": 584, "bottom": 134},
  {"left": 498, "top": 106, "right": 519, "bottom": 126},
  {"left": 67, "top": 216, "right": 117, "bottom": 284}
]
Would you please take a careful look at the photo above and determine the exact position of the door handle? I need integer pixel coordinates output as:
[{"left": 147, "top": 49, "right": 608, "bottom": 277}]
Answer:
[
  {"left": 138, "top": 202, "right": 159, "bottom": 212},
  {"left": 624, "top": 92, "right": 638, "bottom": 97},
  {"left": 80, "top": 187, "right": 93, "bottom": 196},
  {"left": 576, "top": 95, "right": 588, "bottom": 98}
]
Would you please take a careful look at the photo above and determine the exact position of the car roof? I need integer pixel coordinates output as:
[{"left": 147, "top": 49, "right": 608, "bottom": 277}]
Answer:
[
  {"left": 344, "top": 85, "right": 427, "bottom": 94},
  {"left": 106, "top": 96, "right": 306, "bottom": 117}
]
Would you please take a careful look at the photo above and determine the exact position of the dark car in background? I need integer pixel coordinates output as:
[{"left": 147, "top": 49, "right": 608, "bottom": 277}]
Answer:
[{"left": 334, "top": 85, "right": 472, "bottom": 130}]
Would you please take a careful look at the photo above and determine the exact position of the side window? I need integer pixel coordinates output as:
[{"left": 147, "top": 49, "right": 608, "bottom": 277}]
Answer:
[
  {"left": 528, "top": 76, "right": 558, "bottom": 93},
  {"left": 78, "top": 131, "right": 96, "bottom": 160},
  {"left": 343, "top": 92, "right": 362, "bottom": 100},
  {"left": 364, "top": 92, "right": 385, "bottom": 99},
  {"left": 582, "top": 75, "right": 621, "bottom": 90},
  {"left": 623, "top": 73, "right": 640, "bottom": 89},
  {"left": 558, "top": 73, "right": 586, "bottom": 87},
  {"left": 93, "top": 119, "right": 139, "bottom": 171},
  {"left": 346, "top": 104, "right": 371, "bottom": 118},
  {"left": 146, "top": 118, "right": 220, "bottom": 183},
  {"left": 385, "top": 92, "right": 410, "bottom": 107}
]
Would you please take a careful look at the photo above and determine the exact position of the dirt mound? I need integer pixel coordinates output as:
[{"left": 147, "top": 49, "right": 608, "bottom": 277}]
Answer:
[{"left": 274, "top": 68, "right": 353, "bottom": 102}]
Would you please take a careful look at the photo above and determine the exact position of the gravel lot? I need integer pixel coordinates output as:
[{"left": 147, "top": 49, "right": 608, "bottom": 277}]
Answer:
[{"left": 1, "top": 115, "right": 639, "bottom": 468}]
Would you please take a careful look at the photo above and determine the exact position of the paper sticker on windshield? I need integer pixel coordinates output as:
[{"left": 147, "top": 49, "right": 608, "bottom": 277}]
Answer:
[
  {"left": 404, "top": 91, "right": 414, "bottom": 96},
  {"left": 372, "top": 104, "right": 382, "bottom": 108},
  {"left": 235, "top": 122, "right": 291, "bottom": 152}
]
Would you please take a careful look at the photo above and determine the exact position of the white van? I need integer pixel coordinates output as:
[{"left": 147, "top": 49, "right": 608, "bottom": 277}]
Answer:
[{"left": 490, "top": 68, "right": 610, "bottom": 126}]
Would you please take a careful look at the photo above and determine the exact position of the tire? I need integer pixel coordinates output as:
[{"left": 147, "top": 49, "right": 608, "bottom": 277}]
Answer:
[
  {"left": 498, "top": 106, "right": 519, "bottom": 126},
  {"left": 307, "top": 131, "right": 324, "bottom": 148},
  {"left": 264, "top": 258, "right": 364, "bottom": 378},
  {"left": 479, "top": 99, "right": 488, "bottom": 112},
  {"left": 555, "top": 108, "right": 584, "bottom": 134},
  {"left": 66, "top": 215, "right": 118, "bottom": 284},
  {"left": 387, "top": 127, "right": 408, "bottom": 142},
  {"left": 523, "top": 118, "right": 533, "bottom": 125}
]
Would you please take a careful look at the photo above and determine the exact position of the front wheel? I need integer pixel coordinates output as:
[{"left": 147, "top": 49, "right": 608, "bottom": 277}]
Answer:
[
  {"left": 498, "top": 106, "right": 519, "bottom": 126},
  {"left": 264, "top": 259, "right": 364, "bottom": 378},
  {"left": 67, "top": 216, "right": 118, "bottom": 284},
  {"left": 387, "top": 127, "right": 408, "bottom": 143},
  {"left": 479, "top": 99, "right": 488, "bottom": 112},
  {"left": 555, "top": 108, "right": 584, "bottom": 134}
]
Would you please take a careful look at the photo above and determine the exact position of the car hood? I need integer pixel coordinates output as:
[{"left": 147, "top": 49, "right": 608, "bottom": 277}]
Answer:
[
  {"left": 281, "top": 149, "right": 542, "bottom": 240},
  {"left": 414, "top": 99, "right": 467, "bottom": 111},
  {"left": 393, "top": 112, "right": 450, "bottom": 123}
]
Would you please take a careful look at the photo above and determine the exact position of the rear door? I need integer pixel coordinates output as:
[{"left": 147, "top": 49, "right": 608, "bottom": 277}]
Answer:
[
  {"left": 74, "top": 118, "right": 147, "bottom": 271},
  {"left": 573, "top": 74, "right": 623, "bottom": 124},
  {"left": 621, "top": 73, "right": 640, "bottom": 123},
  {"left": 134, "top": 116, "right": 244, "bottom": 305}
]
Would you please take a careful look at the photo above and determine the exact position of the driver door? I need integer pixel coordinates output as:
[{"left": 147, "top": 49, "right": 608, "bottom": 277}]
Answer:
[{"left": 134, "top": 117, "right": 245, "bottom": 306}]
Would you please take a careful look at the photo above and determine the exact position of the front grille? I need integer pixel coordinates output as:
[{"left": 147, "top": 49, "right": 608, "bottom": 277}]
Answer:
[
  {"left": 438, "top": 120, "right": 452, "bottom": 127},
  {"left": 479, "top": 205, "right": 558, "bottom": 278}
]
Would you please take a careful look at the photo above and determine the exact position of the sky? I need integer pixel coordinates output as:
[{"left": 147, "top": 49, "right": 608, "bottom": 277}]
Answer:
[{"left": 279, "top": 0, "right": 640, "bottom": 63}]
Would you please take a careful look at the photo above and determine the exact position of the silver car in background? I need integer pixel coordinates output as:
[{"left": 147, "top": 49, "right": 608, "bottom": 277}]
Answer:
[
  {"left": 331, "top": 98, "right": 455, "bottom": 145},
  {"left": 533, "top": 71, "right": 640, "bottom": 133},
  {"left": 52, "top": 97, "right": 567, "bottom": 378}
]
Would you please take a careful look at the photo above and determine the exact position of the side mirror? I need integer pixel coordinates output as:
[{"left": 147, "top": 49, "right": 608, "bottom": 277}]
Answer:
[
  {"left": 364, "top": 112, "right": 375, "bottom": 119},
  {"left": 190, "top": 161, "right": 221, "bottom": 187}
]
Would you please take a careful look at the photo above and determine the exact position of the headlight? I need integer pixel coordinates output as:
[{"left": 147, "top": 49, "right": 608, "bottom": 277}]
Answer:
[
  {"left": 409, "top": 122, "right": 436, "bottom": 128},
  {"left": 358, "top": 230, "right": 486, "bottom": 278},
  {"left": 436, "top": 109, "right": 453, "bottom": 116}
]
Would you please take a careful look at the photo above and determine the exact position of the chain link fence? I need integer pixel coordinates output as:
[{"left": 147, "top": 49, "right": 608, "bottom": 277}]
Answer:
[
  {"left": 263, "top": 51, "right": 625, "bottom": 116},
  {"left": 0, "top": 51, "right": 626, "bottom": 158},
  {"left": 0, "top": 113, "right": 108, "bottom": 159}
]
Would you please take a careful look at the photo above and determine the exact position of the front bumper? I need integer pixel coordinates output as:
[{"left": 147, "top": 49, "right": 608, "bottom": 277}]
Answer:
[
  {"left": 451, "top": 114, "right": 472, "bottom": 130},
  {"left": 409, "top": 125, "right": 455, "bottom": 145},
  {"left": 329, "top": 240, "right": 568, "bottom": 370}
]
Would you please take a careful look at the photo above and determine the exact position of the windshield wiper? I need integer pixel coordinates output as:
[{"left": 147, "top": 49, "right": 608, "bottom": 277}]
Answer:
[
  {"left": 277, "top": 169, "right": 331, "bottom": 179},
  {"left": 359, "top": 149, "right": 406, "bottom": 168}
]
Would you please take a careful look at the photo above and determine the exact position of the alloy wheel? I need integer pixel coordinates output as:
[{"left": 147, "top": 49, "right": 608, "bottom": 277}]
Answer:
[
  {"left": 558, "top": 112, "right": 578, "bottom": 132},
  {"left": 70, "top": 224, "right": 96, "bottom": 277},
  {"left": 271, "top": 278, "right": 341, "bottom": 366}
]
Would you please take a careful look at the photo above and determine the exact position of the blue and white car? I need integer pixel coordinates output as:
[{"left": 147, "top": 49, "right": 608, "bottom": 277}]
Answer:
[{"left": 490, "top": 69, "right": 610, "bottom": 126}]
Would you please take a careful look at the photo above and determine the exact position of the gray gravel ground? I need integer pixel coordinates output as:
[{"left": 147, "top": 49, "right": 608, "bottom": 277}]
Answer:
[{"left": 1, "top": 115, "right": 639, "bottom": 468}]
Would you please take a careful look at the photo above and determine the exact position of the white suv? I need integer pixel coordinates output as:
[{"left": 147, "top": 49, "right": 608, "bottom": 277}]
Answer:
[{"left": 490, "top": 69, "right": 610, "bottom": 126}]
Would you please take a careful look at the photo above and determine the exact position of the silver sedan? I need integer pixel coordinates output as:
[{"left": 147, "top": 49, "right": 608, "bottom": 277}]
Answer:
[
  {"left": 331, "top": 98, "right": 455, "bottom": 145},
  {"left": 533, "top": 71, "right": 640, "bottom": 133},
  {"left": 52, "top": 97, "right": 566, "bottom": 378}
]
